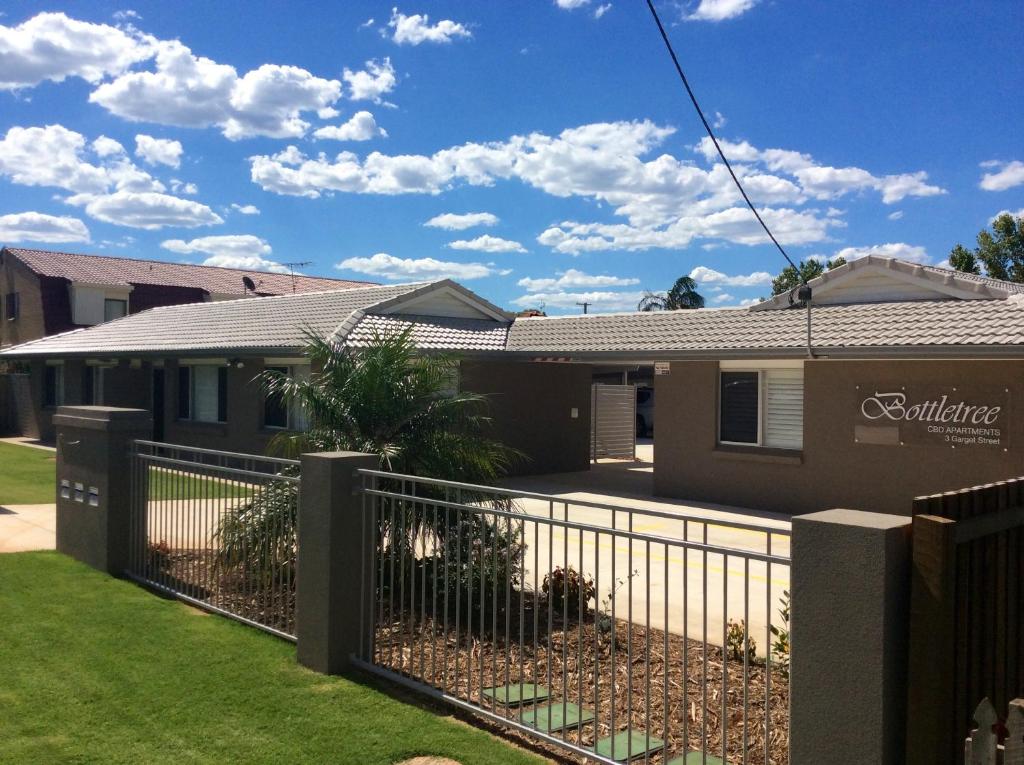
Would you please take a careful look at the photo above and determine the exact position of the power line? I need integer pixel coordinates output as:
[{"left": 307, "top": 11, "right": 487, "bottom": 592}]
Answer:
[{"left": 643, "top": 0, "right": 802, "bottom": 279}]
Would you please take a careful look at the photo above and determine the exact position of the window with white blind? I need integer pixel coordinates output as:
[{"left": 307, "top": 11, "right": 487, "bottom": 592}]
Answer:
[
  {"left": 718, "top": 363, "right": 804, "bottom": 450},
  {"left": 263, "top": 364, "right": 309, "bottom": 430},
  {"left": 177, "top": 364, "right": 227, "bottom": 423}
]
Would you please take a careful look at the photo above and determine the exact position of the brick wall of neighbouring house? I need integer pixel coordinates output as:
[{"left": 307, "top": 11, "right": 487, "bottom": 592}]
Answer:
[{"left": 654, "top": 358, "right": 1024, "bottom": 516}]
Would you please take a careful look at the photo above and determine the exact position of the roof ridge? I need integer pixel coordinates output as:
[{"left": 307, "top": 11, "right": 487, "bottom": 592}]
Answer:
[{"left": 3, "top": 245, "right": 375, "bottom": 285}]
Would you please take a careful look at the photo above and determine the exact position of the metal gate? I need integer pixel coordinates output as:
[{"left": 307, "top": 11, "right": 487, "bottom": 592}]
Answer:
[{"left": 591, "top": 383, "right": 636, "bottom": 461}]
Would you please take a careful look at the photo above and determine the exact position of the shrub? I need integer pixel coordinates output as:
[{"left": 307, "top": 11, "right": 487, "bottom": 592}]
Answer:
[
  {"left": 770, "top": 589, "right": 791, "bottom": 675},
  {"left": 541, "top": 566, "right": 596, "bottom": 618},
  {"left": 726, "top": 618, "right": 758, "bottom": 662},
  {"left": 147, "top": 540, "right": 171, "bottom": 575}
]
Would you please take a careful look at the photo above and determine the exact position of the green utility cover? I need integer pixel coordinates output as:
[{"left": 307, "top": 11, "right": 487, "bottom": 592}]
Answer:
[
  {"left": 667, "top": 753, "right": 726, "bottom": 765},
  {"left": 481, "top": 683, "right": 551, "bottom": 705},
  {"left": 593, "top": 730, "right": 665, "bottom": 762},
  {"left": 519, "top": 701, "right": 595, "bottom": 733}
]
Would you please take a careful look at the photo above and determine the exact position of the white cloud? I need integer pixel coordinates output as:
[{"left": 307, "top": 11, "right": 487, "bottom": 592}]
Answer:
[
  {"left": 424, "top": 212, "right": 498, "bottom": 230},
  {"left": 134, "top": 134, "right": 182, "bottom": 167},
  {"left": 161, "top": 234, "right": 284, "bottom": 271},
  {"left": 888, "top": 210, "right": 904, "bottom": 221},
  {"left": 342, "top": 58, "right": 397, "bottom": 104},
  {"left": 66, "top": 190, "right": 223, "bottom": 230},
  {"left": 594, "top": 4, "right": 613, "bottom": 18},
  {"left": 313, "top": 111, "right": 386, "bottom": 141},
  {"left": 0, "top": 124, "right": 111, "bottom": 193},
  {"left": 337, "top": 252, "right": 507, "bottom": 281},
  {"left": 387, "top": 8, "right": 471, "bottom": 45},
  {"left": 92, "top": 135, "right": 125, "bottom": 157},
  {"left": 518, "top": 269, "right": 639, "bottom": 292},
  {"left": 0, "top": 211, "right": 90, "bottom": 243},
  {"left": 448, "top": 234, "right": 526, "bottom": 253},
  {"left": 231, "top": 203, "right": 260, "bottom": 215},
  {"left": 980, "top": 160, "right": 1024, "bottom": 192},
  {"left": 991, "top": 208, "right": 1024, "bottom": 223},
  {"left": 687, "top": 0, "right": 759, "bottom": 22},
  {"left": 688, "top": 265, "right": 772, "bottom": 287},
  {"left": 89, "top": 39, "right": 342, "bottom": 140},
  {"left": 0, "top": 11, "right": 155, "bottom": 90},
  {"left": 712, "top": 293, "right": 735, "bottom": 304},
  {"left": 712, "top": 111, "right": 727, "bottom": 129},
  {"left": 554, "top": 0, "right": 592, "bottom": 9},
  {"left": 249, "top": 119, "right": 937, "bottom": 253},
  {"left": 833, "top": 242, "right": 929, "bottom": 264},
  {"left": 317, "top": 106, "right": 340, "bottom": 120},
  {"left": 695, "top": 136, "right": 945, "bottom": 204},
  {"left": 511, "top": 289, "right": 645, "bottom": 313},
  {"left": 169, "top": 178, "right": 197, "bottom": 195}
]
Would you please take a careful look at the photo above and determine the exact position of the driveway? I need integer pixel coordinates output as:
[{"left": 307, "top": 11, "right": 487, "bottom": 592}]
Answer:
[{"left": 0, "top": 504, "right": 56, "bottom": 553}]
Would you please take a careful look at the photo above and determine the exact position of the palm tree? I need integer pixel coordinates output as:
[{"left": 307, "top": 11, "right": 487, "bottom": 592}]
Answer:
[
  {"left": 259, "top": 326, "right": 520, "bottom": 481},
  {"left": 637, "top": 276, "right": 705, "bottom": 311}
]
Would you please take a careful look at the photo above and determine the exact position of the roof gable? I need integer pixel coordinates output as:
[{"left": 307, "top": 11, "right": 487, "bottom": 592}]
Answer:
[{"left": 752, "top": 256, "right": 1024, "bottom": 311}]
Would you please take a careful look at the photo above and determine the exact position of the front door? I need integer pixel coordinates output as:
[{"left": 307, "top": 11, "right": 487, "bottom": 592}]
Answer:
[{"left": 152, "top": 368, "right": 165, "bottom": 441}]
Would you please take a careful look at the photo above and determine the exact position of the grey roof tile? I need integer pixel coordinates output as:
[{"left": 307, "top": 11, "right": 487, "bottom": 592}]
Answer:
[{"left": 346, "top": 314, "right": 510, "bottom": 351}]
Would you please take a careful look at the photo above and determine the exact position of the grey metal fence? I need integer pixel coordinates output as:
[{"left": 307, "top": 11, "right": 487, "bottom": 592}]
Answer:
[
  {"left": 125, "top": 440, "right": 301, "bottom": 641},
  {"left": 352, "top": 469, "right": 791, "bottom": 765}
]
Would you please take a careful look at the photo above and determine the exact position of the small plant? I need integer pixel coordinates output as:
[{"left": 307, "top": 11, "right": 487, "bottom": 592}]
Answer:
[
  {"left": 541, "top": 566, "right": 595, "bottom": 618},
  {"left": 147, "top": 540, "right": 171, "bottom": 574},
  {"left": 726, "top": 619, "right": 757, "bottom": 662},
  {"left": 595, "top": 570, "right": 638, "bottom": 637},
  {"left": 769, "top": 589, "right": 791, "bottom": 676}
]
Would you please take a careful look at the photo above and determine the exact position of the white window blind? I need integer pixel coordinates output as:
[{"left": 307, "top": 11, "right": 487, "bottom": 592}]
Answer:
[
  {"left": 763, "top": 368, "right": 804, "bottom": 449},
  {"left": 192, "top": 365, "right": 220, "bottom": 423}
]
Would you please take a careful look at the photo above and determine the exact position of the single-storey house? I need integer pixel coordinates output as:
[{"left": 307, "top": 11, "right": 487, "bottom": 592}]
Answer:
[{"left": 5, "top": 254, "right": 1024, "bottom": 517}]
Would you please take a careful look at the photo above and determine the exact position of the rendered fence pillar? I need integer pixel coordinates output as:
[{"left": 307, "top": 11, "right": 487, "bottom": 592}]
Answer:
[
  {"left": 296, "top": 451, "right": 378, "bottom": 674},
  {"left": 53, "top": 406, "right": 152, "bottom": 574},
  {"left": 790, "top": 509, "right": 913, "bottom": 765}
]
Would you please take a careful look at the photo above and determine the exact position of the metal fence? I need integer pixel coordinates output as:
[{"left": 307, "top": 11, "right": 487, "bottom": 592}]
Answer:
[
  {"left": 124, "top": 440, "right": 301, "bottom": 640},
  {"left": 352, "top": 469, "right": 791, "bottom": 765}
]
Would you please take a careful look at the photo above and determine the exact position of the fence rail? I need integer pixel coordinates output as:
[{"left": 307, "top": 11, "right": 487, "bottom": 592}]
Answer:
[
  {"left": 125, "top": 440, "right": 301, "bottom": 640},
  {"left": 353, "top": 468, "right": 791, "bottom": 765}
]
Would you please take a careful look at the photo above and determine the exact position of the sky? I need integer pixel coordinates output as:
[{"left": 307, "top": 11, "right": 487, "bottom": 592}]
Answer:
[{"left": 0, "top": 0, "right": 1021, "bottom": 313}]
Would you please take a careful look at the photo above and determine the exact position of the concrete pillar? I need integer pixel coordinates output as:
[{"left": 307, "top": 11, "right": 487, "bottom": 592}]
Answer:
[
  {"left": 53, "top": 406, "right": 152, "bottom": 575},
  {"left": 296, "top": 451, "right": 378, "bottom": 674},
  {"left": 790, "top": 509, "right": 913, "bottom": 765}
]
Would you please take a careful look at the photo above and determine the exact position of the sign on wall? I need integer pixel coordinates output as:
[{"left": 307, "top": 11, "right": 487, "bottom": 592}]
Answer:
[{"left": 854, "top": 385, "right": 1010, "bottom": 450}]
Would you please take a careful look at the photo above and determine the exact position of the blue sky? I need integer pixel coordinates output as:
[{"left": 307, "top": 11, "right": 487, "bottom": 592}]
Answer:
[{"left": 0, "top": 0, "right": 1021, "bottom": 312}]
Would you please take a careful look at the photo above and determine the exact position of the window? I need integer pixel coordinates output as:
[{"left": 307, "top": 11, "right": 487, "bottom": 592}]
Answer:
[
  {"left": 263, "top": 365, "right": 309, "bottom": 430},
  {"left": 43, "top": 364, "right": 64, "bottom": 408},
  {"left": 5, "top": 292, "right": 18, "bottom": 320},
  {"left": 177, "top": 364, "right": 227, "bottom": 423},
  {"left": 103, "top": 298, "right": 127, "bottom": 322},
  {"left": 719, "top": 366, "right": 804, "bottom": 450}
]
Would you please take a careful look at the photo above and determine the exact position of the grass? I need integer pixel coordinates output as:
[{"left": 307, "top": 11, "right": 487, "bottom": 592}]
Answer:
[
  {"left": 0, "top": 442, "right": 250, "bottom": 504},
  {"left": 0, "top": 552, "right": 543, "bottom": 765}
]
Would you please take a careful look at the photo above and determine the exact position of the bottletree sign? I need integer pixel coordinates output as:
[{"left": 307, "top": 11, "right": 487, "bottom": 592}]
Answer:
[{"left": 855, "top": 385, "right": 1010, "bottom": 449}]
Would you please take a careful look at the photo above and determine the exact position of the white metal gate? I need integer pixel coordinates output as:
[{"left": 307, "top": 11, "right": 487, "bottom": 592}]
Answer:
[{"left": 590, "top": 383, "right": 636, "bottom": 461}]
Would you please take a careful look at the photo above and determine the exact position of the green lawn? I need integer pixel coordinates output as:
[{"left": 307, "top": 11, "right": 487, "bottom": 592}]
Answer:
[
  {"left": 0, "top": 552, "right": 542, "bottom": 765},
  {"left": 0, "top": 442, "right": 250, "bottom": 504}
]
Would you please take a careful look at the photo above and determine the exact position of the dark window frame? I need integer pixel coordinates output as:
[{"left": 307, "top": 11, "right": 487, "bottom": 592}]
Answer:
[
  {"left": 177, "top": 365, "right": 228, "bottom": 424},
  {"left": 263, "top": 366, "right": 289, "bottom": 429},
  {"left": 103, "top": 298, "right": 128, "bottom": 322},
  {"left": 5, "top": 292, "right": 18, "bottom": 321},
  {"left": 718, "top": 370, "right": 761, "bottom": 446},
  {"left": 43, "top": 364, "right": 63, "bottom": 408}
]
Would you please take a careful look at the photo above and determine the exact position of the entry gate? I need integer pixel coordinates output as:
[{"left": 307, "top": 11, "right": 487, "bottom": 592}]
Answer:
[{"left": 591, "top": 383, "right": 637, "bottom": 461}]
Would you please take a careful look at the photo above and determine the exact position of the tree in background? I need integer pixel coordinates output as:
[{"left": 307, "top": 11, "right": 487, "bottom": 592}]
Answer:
[
  {"left": 637, "top": 275, "right": 705, "bottom": 311},
  {"left": 770, "top": 257, "right": 846, "bottom": 296},
  {"left": 950, "top": 213, "right": 1024, "bottom": 282}
]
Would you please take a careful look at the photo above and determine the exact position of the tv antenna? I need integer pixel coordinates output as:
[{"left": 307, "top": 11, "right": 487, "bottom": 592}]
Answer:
[
  {"left": 281, "top": 261, "right": 312, "bottom": 292},
  {"left": 576, "top": 301, "right": 591, "bottom": 314}
]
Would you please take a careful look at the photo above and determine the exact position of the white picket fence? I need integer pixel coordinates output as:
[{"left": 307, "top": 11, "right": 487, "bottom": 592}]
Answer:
[{"left": 965, "top": 698, "right": 1024, "bottom": 764}]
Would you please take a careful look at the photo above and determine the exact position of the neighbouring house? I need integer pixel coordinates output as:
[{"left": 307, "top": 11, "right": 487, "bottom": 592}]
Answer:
[
  {"left": 5, "top": 254, "right": 1024, "bottom": 517},
  {"left": 0, "top": 246, "right": 373, "bottom": 350}
]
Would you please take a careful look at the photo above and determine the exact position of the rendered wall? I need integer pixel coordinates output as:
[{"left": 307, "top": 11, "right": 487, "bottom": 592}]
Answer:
[
  {"left": 654, "top": 358, "right": 1024, "bottom": 516},
  {"left": 460, "top": 360, "right": 593, "bottom": 476}
]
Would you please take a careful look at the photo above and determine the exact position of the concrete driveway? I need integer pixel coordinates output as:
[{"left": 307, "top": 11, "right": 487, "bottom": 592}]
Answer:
[{"left": 0, "top": 504, "right": 56, "bottom": 553}]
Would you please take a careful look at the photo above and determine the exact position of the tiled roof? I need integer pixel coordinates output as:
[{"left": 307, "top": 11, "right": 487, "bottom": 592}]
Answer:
[
  {"left": 1, "top": 283, "right": 430, "bottom": 356},
  {"left": 2, "top": 246, "right": 372, "bottom": 295},
  {"left": 346, "top": 314, "right": 510, "bottom": 351},
  {"left": 506, "top": 298, "right": 1024, "bottom": 356},
  {"left": 754, "top": 255, "right": 1024, "bottom": 310}
]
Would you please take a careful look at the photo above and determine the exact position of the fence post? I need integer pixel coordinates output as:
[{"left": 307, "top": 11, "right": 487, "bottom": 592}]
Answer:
[
  {"left": 296, "top": 451, "right": 378, "bottom": 675},
  {"left": 790, "top": 509, "right": 913, "bottom": 765},
  {"left": 53, "top": 405, "right": 152, "bottom": 575}
]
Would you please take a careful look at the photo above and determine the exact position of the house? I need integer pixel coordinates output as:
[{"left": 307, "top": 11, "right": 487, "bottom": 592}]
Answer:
[
  {"left": 0, "top": 246, "right": 373, "bottom": 349},
  {"left": 5, "top": 255, "right": 1024, "bottom": 517}
]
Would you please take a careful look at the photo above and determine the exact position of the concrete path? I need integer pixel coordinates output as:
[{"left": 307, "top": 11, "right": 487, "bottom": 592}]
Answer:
[{"left": 0, "top": 504, "right": 56, "bottom": 552}]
